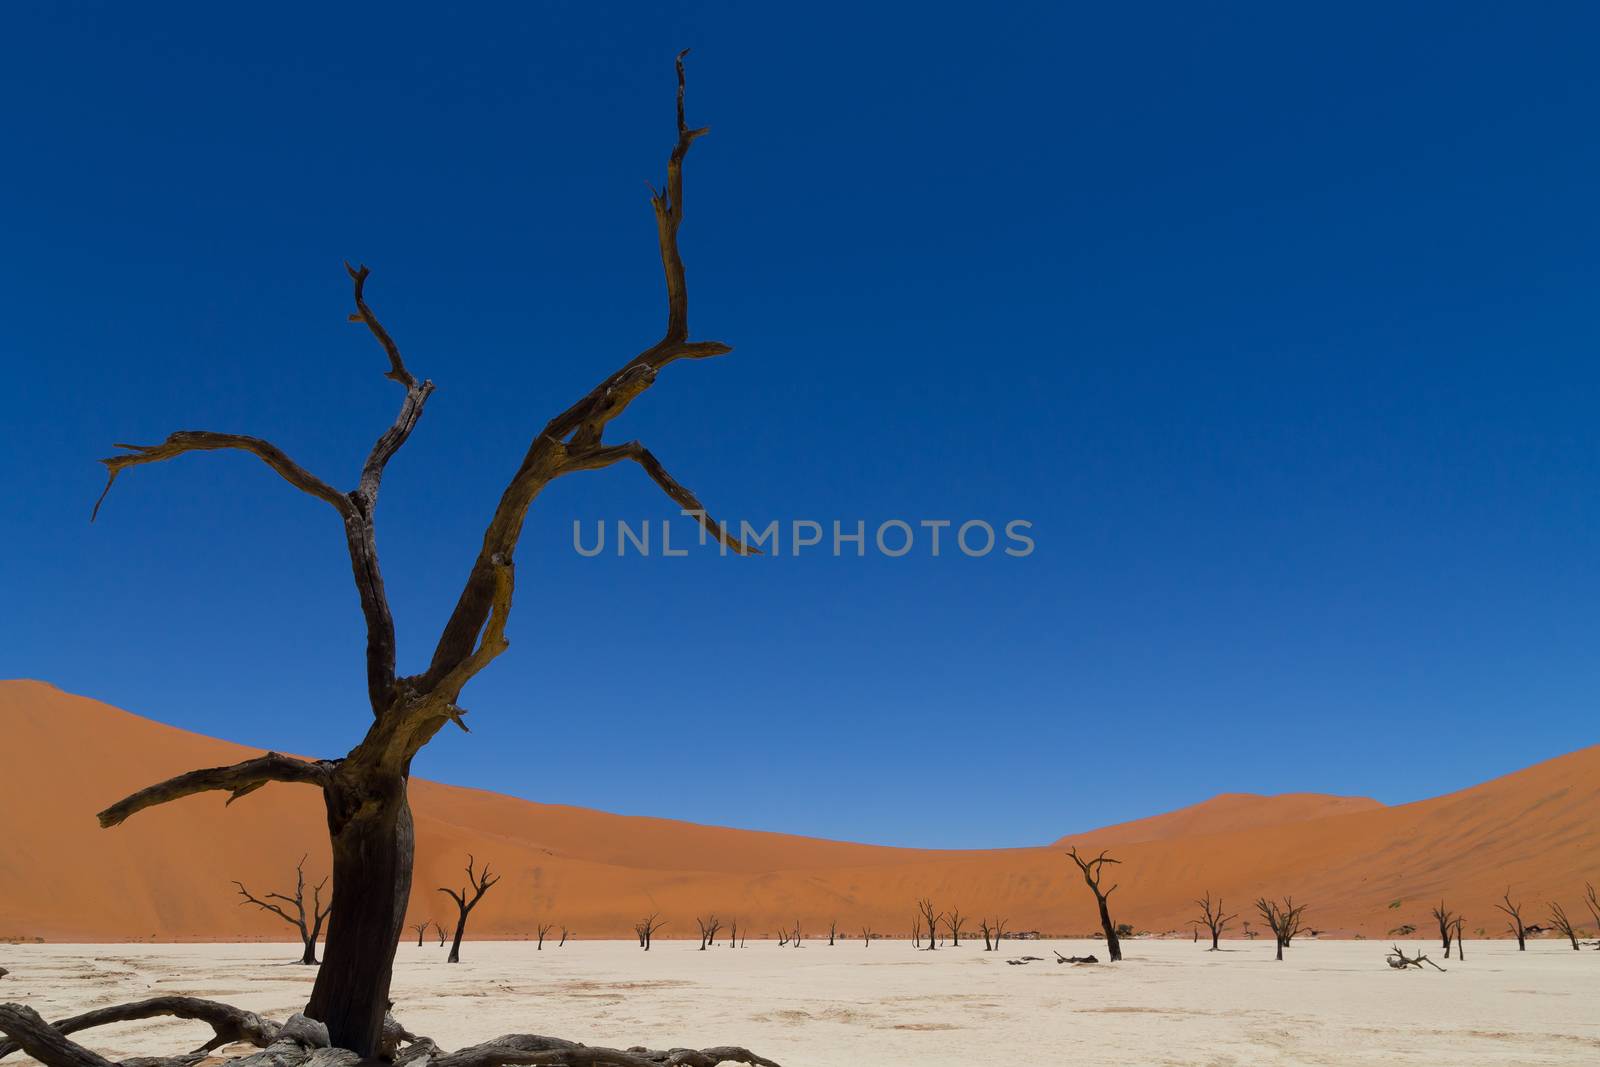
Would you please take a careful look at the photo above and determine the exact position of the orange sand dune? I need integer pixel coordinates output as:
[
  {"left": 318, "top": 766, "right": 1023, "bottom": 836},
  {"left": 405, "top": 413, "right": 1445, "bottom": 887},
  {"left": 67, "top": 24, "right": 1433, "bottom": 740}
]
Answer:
[
  {"left": 1, "top": 680, "right": 1595, "bottom": 943},
  {"left": 1055, "top": 791, "right": 1383, "bottom": 847}
]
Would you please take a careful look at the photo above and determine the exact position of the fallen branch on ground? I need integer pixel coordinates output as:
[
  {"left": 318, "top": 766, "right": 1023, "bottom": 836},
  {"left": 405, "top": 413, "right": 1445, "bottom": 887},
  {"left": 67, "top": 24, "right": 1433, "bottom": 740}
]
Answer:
[
  {"left": 1385, "top": 945, "right": 1446, "bottom": 972},
  {"left": 0, "top": 1001, "right": 781, "bottom": 1067}
]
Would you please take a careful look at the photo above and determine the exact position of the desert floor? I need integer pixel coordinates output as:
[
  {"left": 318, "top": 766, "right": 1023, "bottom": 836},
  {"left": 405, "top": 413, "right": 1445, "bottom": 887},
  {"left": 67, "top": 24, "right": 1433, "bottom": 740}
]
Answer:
[{"left": 2, "top": 939, "right": 1598, "bottom": 1066}]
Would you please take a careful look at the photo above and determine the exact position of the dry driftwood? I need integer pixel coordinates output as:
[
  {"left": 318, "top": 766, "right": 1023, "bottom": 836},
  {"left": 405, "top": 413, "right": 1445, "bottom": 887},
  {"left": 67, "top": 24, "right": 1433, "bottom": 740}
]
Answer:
[
  {"left": 1385, "top": 945, "right": 1446, "bottom": 972},
  {"left": 0, "top": 1002, "right": 780, "bottom": 1067},
  {"left": 1053, "top": 951, "right": 1100, "bottom": 965}
]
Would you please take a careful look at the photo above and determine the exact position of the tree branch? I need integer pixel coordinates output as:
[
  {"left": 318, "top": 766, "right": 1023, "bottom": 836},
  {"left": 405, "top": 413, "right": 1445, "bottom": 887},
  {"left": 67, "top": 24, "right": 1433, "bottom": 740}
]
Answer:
[
  {"left": 93, "top": 433, "right": 349, "bottom": 522},
  {"left": 96, "top": 753, "right": 335, "bottom": 828},
  {"left": 563, "top": 441, "right": 757, "bottom": 554},
  {"left": 422, "top": 52, "right": 746, "bottom": 692},
  {"left": 0, "top": 999, "right": 281, "bottom": 1062}
]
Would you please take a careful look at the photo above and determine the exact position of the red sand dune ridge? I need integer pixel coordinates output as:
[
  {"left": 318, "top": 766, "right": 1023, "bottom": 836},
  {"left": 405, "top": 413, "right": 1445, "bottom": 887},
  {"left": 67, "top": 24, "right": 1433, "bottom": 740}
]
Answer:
[{"left": 1, "top": 680, "right": 1595, "bottom": 943}]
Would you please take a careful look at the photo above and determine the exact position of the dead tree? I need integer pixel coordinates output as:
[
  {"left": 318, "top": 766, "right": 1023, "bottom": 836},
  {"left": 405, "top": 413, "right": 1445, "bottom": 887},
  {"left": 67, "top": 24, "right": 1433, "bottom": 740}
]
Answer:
[
  {"left": 534, "top": 923, "right": 553, "bottom": 950},
  {"left": 1386, "top": 944, "right": 1446, "bottom": 971},
  {"left": 232, "top": 855, "right": 332, "bottom": 965},
  {"left": 1430, "top": 900, "right": 1457, "bottom": 958},
  {"left": 1585, "top": 882, "right": 1600, "bottom": 936},
  {"left": 1451, "top": 916, "right": 1466, "bottom": 961},
  {"left": 558, "top": 926, "right": 569, "bottom": 948},
  {"left": 911, "top": 916, "right": 921, "bottom": 949},
  {"left": 696, "top": 915, "right": 722, "bottom": 950},
  {"left": 61, "top": 52, "right": 777, "bottom": 1066},
  {"left": 860, "top": 926, "right": 873, "bottom": 947},
  {"left": 1065, "top": 848, "right": 1123, "bottom": 962},
  {"left": 636, "top": 913, "right": 666, "bottom": 951},
  {"left": 944, "top": 908, "right": 965, "bottom": 947},
  {"left": 791, "top": 921, "right": 803, "bottom": 948},
  {"left": 977, "top": 917, "right": 1007, "bottom": 951},
  {"left": 727, "top": 920, "right": 736, "bottom": 948},
  {"left": 1191, "top": 892, "right": 1236, "bottom": 951},
  {"left": 1496, "top": 889, "right": 1528, "bottom": 950},
  {"left": 1255, "top": 897, "right": 1307, "bottom": 962},
  {"left": 916, "top": 899, "right": 941, "bottom": 952},
  {"left": 409, "top": 922, "right": 429, "bottom": 948},
  {"left": 435, "top": 922, "right": 447, "bottom": 948},
  {"left": 438, "top": 855, "right": 500, "bottom": 964},
  {"left": 828, "top": 921, "right": 837, "bottom": 946},
  {"left": 1548, "top": 902, "right": 1579, "bottom": 950}
]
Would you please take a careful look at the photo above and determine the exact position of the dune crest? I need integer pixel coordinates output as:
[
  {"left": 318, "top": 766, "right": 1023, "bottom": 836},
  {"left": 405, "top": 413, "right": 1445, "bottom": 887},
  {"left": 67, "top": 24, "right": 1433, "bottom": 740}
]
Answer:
[{"left": 2, "top": 679, "right": 1594, "bottom": 942}]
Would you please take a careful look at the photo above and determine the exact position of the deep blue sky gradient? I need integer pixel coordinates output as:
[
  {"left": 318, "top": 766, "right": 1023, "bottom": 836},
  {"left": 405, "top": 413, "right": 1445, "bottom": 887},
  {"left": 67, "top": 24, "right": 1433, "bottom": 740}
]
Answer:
[{"left": 2, "top": 2, "right": 1596, "bottom": 847}]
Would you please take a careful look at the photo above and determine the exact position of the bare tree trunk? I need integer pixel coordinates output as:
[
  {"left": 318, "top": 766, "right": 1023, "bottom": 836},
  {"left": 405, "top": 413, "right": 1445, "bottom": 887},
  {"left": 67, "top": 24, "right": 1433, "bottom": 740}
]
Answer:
[{"left": 306, "top": 780, "right": 412, "bottom": 1051}]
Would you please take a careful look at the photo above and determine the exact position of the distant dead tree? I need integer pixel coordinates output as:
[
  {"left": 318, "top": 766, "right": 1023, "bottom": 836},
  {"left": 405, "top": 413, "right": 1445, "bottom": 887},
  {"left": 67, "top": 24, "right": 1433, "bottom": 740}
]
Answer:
[
  {"left": 1065, "top": 848, "right": 1123, "bottom": 962},
  {"left": 791, "top": 920, "right": 803, "bottom": 947},
  {"left": 695, "top": 915, "right": 722, "bottom": 950},
  {"left": 860, "top": 926, "right": 873, "bottom": 947},
  {"left": 408, "top": 922, "right": 429, "bottom": 948},
  {"left": 1548, "top": 903, "right": 1579, "bottom": 950},
  {"left": 911, "top": 915, "right": 922, "bottom": 949},
  {"left": 434, "top": 922, "right": 447, "bottom": 948},
  {"left": 1386, "top": 944, "right": 1446, "bottom": 971},
  {"left": 727, "top": 920, "right": 737, "bottom": 948},
  {"left": 1255, "top": 897, "right": 1307, "bottom": 962},
  {"left": 776, "top": 930, "right": 788, "bottom": 947},
  {"left": 1495, "top": 889, "right": 1528, "bottom": 950},
  {"left": 1450, "top": 916, "right": 1466, "bottom": 961},
  {"left": 636, "top": 913, "right": 666, "bottom": 951},
  {"left": 1584, "top": 883, "right": 1600, "bottom": 945},
  {"left": 1191, "top": 892, "right": 1236, "bottom": 951},
  {"left": 977, "top": 917, "right": 1008, "bottom": 951},
  {"left": 232, "top": 855, "right": 331, "bottom": 965},
  {"left": 1430, "top": 900, "right": 1457, "bottom": 958},
  {"left": 944, "top": 908, "right": 965, "bottom": 947},
  {"left": 534, "top": 922, "right": 554, "bottom": 950},
  {"left": 437, "top": 855, "right": 500, "bottom": 964},
  {"left": 828, "top": 920, "right": 837, "bottom": 946},
  {"left": 558, "top": 926, "right": 569, "bottom": 947},
  {"left": 916, "top": 899, "right": 941, "bottom": 952}
]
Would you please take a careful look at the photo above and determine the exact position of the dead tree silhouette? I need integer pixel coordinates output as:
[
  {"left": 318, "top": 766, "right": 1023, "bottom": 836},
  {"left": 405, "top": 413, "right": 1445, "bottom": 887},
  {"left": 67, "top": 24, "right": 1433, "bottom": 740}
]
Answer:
[
  {"left": 409, "top": 922, "right": 429, "bottom": 948},
  {"left": 828, "top": 921, "right": 837, "bottom": 946},
  {"left": 1451, "top": 916, "right": 1466, "bottom": 961},
  {"left": 916, "top": 900, "right": 941, "bottom": 952},
  {"left": 944, "top": 908, "right": 965, "bottom": 947},
  {"left": 435, "top": 922, "right": 447, "bottom": 948},
  {"left": 558, "top": 926, "right": 569, "bottom": 948},
  {"left": 43, "top": 52, "right": 780, "bottom": 1067},
  {"left": 534, "top": 923, "right": 553, "bottom": 950},
  {"left": 1430, "top": 900, "right": 1457, "bottom": 958},
  {"left": 1065, "top": 848, "right": 1123, "bottom": 962},
  {"left": 861, "top": 926, "right": 873, "bottom": 947},
  {"left": 1255, "top": 897, "right": 1306, "bottom": 962},
  {"left": 1547, "top": 902, "right": 1579, "bottom": 949},
  {"left": 1496, "top": 889, "right": 1529, "bottom": 950},
  {"left": 696, "top": 916, "right": 722, "bottom": 950},
  {"left": 977, "top": 917, "right": 1008, "bottom": 951},
  {"left": 232, "top": 856, "right": 331, "bottom": 965},
  {"left": 1191, "top": 892, "right": 1236, "bottom": 951},
  {"left": 636, "top": 913, "right": 667, "bottom": 951},
  {"left": 438, "top": 856, "right": 499, "bottom": 964}
]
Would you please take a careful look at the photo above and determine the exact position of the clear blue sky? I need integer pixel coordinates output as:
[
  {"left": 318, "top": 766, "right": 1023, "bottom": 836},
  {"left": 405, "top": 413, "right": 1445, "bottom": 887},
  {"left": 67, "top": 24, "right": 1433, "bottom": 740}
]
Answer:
[{"left": 2, "top": 2, "right": 1596, "bottom": 848}]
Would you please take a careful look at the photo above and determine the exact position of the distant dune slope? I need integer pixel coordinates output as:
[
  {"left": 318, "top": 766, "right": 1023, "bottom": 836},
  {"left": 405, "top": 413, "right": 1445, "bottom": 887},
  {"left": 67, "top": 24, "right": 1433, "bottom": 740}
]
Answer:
[{"left": 1, "top": 680, "right": 1595, "bottom": 942}]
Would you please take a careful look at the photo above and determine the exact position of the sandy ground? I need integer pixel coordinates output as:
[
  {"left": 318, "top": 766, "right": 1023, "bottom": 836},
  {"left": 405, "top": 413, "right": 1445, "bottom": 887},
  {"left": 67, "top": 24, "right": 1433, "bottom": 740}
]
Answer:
[{"left": 3, "top": 940, "right": 1598, "bottom": 1066}]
